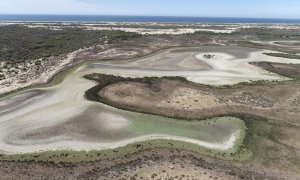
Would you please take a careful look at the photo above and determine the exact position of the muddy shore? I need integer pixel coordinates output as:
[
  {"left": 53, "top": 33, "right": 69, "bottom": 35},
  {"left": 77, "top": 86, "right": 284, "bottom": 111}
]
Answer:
[
  {"left": 1, "top": 24, "right": 300, "bottom": 179},
  {"left": 84, "top": 62, "right": 300, "bottom": 176}
]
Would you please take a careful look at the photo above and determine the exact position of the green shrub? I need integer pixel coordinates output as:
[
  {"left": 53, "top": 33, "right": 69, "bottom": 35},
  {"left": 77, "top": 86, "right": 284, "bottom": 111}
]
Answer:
[
  {"left": 0, "top": 25, "right": 141, "bottom": 64},
  {"left": 34, "top": 60, "right": 41, "bottom": 66}
]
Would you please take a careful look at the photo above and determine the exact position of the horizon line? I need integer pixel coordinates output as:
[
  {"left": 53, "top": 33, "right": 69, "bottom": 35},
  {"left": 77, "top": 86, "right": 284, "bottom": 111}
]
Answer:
[{"left": 1, "top": 14, "right": 300, "bottom": 20}]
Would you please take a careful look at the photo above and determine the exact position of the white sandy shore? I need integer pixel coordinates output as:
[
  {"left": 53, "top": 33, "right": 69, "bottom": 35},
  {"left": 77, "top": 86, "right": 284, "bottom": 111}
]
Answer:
[
  {"left": 0, "top": 131, "right": 240, "bottom": 154},
  {"left": 85, "top": 27, "right": 236, "bottom": 35}
]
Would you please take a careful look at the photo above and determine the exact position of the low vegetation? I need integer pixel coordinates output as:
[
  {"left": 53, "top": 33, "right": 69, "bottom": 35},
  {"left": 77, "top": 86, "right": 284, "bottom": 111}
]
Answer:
[
  {"left": 234, "top": 28, "right": 300, "bottom": 40},
  {"left": 0, "top": 25, "right": 140, "bottom": 63},
  {"left": 0, "top": 136, "right": 248, "bottom": 164},
  {"left": 1, "top": 113, "right": 295, "bottom": 174},
  {"left": 195, "top": 27, "right": 300, "bottom": 40},
  {"left": 203, "top": 54, "right": 215, "bottom": 59},
  {"left": 1, "top": 25, "right": 299, "bottom": 178},
  {"left": 0, "top": 114, "right": 266, "bottom": 165},
  {"left": 83, "top": 72, "right": 300, "bottom": 173},
  {"left": 251, "top": 62, "right": 300, "bottom": 80},
  {"left": 264, "top": 52, "right": 300, "bottom": 59}
]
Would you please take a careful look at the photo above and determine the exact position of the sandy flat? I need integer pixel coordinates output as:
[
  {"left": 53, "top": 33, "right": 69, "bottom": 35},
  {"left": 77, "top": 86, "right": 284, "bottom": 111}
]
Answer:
[
  {"left": 90, "top": 46, "right": 300, "bottom": 85},
  {"left": 1, "top": 45, "right": 298, "bottom": 154},
  {"left": 0, "top": 57, "right": 242, "bottom": 154}
]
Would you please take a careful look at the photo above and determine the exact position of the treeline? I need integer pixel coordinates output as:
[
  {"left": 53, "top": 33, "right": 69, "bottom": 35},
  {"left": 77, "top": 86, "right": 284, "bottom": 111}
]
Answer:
[
  {"left": 194, "top": 27, "right": 300, "bottom": 40},
  {"left": 234, "top": 28, "right": 300, "bottom": 39},
  {"left": 0, "top": 25, "right": 141, "bottom": 63}
]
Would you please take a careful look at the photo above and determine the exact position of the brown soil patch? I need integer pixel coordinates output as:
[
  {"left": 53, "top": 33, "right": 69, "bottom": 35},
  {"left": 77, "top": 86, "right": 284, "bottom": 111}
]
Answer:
[
  {"left": 98, "top": 78, "right": 300, "bottom": 126},
  {"left": 0, "top": 148, "right": 296, "bottom": 180},
  {"left": 95, "top": 78, "right": 300, "bottom": 173}
]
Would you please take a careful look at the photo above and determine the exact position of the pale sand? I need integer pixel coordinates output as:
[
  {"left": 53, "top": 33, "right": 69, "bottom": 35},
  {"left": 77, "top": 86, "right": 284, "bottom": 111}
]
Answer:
[
  {"left": 251, "top": 40, "right": 300, "bottom": 51},
  {"left": 0, "top": 60, "right": 241, "bottom": 154},
  {"left": 0, "top": 46, "right": 298, "bottom": 154},
  {"left": 0, "top": 47, "right": 91, "bottom": 96},
  {"left": 2, "top": 43, "right": 299, "bottom": 96},
  {"left": 84, "top": 27, "right": 236, "bottom": 35},
  {"left": 90, "top": 47, "right": 300, "bottom": 85},
  {"left": 0, "top": 131, "right": 239, "bottom": 154}
]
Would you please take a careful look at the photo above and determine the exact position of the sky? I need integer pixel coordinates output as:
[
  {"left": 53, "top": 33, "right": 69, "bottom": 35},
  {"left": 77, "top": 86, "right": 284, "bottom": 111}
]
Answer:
[{"left": 0, "top": 0, "right": 300, "bottom": 19}]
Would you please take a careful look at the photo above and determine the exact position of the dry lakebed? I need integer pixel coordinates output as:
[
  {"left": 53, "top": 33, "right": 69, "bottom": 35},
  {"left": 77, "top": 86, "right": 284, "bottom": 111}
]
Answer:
[{"left": 1, "top": 42, "right": 300, "bottom": 179}]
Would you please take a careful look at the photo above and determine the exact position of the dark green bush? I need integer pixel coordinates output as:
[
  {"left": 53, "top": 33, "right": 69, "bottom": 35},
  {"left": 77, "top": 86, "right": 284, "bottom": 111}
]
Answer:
[{"left": 0, "top": 25, "right": 141, "bottom": 64}]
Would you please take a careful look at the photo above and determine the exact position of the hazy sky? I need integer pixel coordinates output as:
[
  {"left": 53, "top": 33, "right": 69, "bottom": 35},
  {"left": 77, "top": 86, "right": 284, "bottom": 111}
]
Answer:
[{"left": 0, "top": 0, "right": 300, "bottom": 19}]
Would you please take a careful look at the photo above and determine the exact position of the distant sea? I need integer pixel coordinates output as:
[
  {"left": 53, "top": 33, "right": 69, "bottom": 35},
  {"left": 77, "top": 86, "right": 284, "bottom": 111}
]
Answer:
[{"left": 0, "top": 15, "right": 300, "bottom": 24}]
